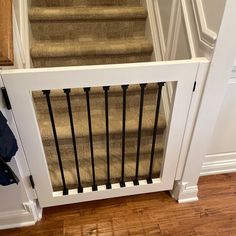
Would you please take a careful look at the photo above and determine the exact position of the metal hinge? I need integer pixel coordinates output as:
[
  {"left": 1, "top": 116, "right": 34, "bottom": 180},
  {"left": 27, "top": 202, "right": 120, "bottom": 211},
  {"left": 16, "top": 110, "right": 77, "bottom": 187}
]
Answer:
[
  {"left": 193, "top": 81, "right": 197, "bottom": 92},
  {"left": 1, "top": 87, "right": 12, "bottom": 110},
  {"left": 29, "top": 175, "right": 35, "bottom": 189}
]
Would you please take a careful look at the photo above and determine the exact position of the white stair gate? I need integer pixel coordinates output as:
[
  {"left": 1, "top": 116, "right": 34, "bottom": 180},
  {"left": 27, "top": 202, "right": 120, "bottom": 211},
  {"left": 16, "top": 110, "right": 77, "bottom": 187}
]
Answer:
[{"left": 1, "top": 60, "right": 205, "bottom": 207}]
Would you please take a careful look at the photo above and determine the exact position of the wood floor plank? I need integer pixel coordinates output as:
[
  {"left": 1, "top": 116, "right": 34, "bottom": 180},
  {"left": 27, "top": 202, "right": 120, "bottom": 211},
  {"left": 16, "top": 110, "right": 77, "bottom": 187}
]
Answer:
[{"left": 1, "top": 174, "right": 236, "bottom": 235}]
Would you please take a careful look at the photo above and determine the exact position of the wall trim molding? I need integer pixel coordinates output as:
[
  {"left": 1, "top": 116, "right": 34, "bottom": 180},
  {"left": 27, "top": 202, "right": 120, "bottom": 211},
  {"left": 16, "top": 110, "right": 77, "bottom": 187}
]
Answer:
[
  {"left": 152, "top": 0, "right": 166, "bottom": 60},
  {"left": 144, "top": 0, "right": 164, "bottom": 61},
  {"left": 0, "top": 201, "right": 41, "bottom": 230},
  {"left": 191, "top": 0, "right": 217, "bottom": 50},
  {"left": 201, "top": 152, "right": 236, "bottom": 176},
  {"left": 13, "top": 7, "right": 26, "bottom": 66}
]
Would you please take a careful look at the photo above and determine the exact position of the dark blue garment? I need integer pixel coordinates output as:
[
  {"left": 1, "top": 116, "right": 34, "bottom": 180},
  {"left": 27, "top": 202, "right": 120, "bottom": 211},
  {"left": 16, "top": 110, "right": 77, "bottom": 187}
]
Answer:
[
  {"left": 0, "top": 112, "right": 18, "bottom": 162},
  {"left": 0, "top": 111, "right": 19, "bottom": 186},
  {"left": 0, "top": 156, "right": 19, "bottom": 186}
]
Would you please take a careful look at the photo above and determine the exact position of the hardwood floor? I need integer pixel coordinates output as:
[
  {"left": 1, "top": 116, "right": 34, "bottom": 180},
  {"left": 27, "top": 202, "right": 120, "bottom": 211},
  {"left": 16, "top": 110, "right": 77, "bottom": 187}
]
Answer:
[{"left": 2, "top": 174, "right": 236, "bottom": 235}]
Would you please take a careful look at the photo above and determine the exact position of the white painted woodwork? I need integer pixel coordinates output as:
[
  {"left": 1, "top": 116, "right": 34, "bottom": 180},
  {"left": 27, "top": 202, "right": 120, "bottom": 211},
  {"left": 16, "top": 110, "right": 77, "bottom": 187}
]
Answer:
[
  {"left": 0, "top": 0, "right": 235, "bottom": 227},
  {"left": 2, "top": 60, "right": 200, "bottom": 207},
  {"left": 0, "top": 76, "right": 41, "bottom": 229},
  {"left": 191, "top": 0, "right": 217, "bottom": 49},
  {"left": 172, "top": 0, "right": 236, "bottom": 203}
]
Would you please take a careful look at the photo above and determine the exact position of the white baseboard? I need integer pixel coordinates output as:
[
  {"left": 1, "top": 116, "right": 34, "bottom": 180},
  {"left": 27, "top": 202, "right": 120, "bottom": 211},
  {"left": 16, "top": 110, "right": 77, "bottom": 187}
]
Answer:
[
  {"left": 0, "top": 201, "right": 42, "bottom": 230},
  {"left": 201, "top": 152, "right": 236, "bottom": 176},
  {"left": 0, "top": 209, "right": 35, "bottom": 230},
  {"left": 170, "top": 181, "right": 198, "bottom": 203}
]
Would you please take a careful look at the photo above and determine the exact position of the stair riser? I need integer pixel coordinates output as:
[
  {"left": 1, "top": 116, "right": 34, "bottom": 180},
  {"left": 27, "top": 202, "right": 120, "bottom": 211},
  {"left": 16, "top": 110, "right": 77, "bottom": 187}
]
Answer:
[
  {"left": 31, "top": 0, "right": 141, "bottom": 7},
  {"left": 32, "top": 53, "right": 151, "bottom": 67},
  {"left": 30, "top": 20, "right": 146, "bottom": 41}
]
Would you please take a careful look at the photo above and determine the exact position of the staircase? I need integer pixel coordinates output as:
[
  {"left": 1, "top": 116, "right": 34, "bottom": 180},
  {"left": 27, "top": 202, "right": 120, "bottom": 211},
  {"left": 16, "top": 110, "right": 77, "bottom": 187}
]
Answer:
[
  {"left": 29, "top": 0, "right": 153, "bottom": 68},
  {"left": 29, "top": 0, "right": 166, "bottom": 191}
]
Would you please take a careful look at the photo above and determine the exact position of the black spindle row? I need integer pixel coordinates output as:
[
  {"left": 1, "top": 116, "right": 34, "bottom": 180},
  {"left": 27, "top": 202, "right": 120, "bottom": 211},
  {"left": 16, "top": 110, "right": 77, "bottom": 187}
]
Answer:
[{"left": 42, "top": 82, "right": 165, "bottom": 194}]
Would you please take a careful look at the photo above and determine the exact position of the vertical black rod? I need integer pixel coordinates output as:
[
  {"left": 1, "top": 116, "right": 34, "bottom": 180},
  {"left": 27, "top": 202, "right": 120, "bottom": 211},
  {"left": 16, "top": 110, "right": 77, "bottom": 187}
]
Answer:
[
  {"left": 120, "top": 85, "right": 128, "bottom": 187},
  {"left": 103, "top": 86, "right": 111, "bottom": 189},
  {"left": 42, "top": 90, "right": 68, "bottom": 195},
  {"left": 84, "top": 87, "right": 97, "bottom": 191},
  {"left": 147, "top": 82, "right": 165, "bottom": 184},
  {"left": 64, "top": 89, "right": 83, "bottom": 193},
  {"left": 133, "top": 84, "right": 147, "bottom": 186}
]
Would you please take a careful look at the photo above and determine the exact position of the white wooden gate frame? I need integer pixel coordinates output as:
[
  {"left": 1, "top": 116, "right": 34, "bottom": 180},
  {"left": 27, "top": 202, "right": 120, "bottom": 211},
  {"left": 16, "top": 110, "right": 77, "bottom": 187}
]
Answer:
[{"left": 2, "top": 60, "right": 204, "bottom": 207}]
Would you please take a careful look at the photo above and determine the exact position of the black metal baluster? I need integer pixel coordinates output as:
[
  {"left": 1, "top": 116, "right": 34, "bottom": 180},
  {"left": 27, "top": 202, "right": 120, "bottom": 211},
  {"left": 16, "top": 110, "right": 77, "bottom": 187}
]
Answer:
[
  {"left": 84, "top": 87, "right": 97, "bottom": 191},
  {"left": 147, "top": 82, "right": 165, "bottom": 184},
  {"left": 42, "top": 90, "right": 68, "bottom": 195},
  {"left": 133, "top": 83, "right": 147, "bottom": 186},
  {"left": 64, "top": 89, "right": 83, "bottom": 193},
  {"left": 103, "top": 86, "right": 111, "bottom": 189},
  {"left": 120, "top": 85, "right": 128, "bottom": 188}
]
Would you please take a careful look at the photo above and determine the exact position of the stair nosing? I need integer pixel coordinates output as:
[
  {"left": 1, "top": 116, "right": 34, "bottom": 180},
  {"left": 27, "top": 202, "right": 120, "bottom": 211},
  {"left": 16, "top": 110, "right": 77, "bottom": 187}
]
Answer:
[
  {"left": 29, "top": 6, "right": 148, "bottom": 21},
  {"left": 30, "top": 38, "right": 153, "bottom": 58}
]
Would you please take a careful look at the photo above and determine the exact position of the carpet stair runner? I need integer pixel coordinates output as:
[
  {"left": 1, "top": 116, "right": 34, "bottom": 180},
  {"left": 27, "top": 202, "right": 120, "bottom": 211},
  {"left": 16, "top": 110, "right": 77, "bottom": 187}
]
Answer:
[{"left": 30, "top": 0, "right": 167, "bottom": 191}]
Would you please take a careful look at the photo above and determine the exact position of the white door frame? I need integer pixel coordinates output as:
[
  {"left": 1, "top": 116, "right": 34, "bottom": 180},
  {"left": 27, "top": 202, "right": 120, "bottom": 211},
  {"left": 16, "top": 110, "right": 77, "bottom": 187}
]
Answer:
[{"left": 2, "top": 60, "right": 201, "bottom": 207}]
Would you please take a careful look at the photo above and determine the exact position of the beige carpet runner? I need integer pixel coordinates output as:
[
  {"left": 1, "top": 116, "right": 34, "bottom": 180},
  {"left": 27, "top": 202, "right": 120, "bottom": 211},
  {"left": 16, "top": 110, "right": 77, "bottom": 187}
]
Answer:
[{"left": 30, "top": 0, "right": 166, "bottom": 191}]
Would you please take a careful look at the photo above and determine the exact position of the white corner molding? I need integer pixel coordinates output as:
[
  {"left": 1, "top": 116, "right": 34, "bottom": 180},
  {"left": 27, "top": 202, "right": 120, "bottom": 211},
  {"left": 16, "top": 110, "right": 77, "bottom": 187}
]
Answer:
[
  {"left": 170, "top": 181, "right": 198, "bottom": 203},
  {"left": 191, "top": 0, "right": 217, "bottom": 50}
]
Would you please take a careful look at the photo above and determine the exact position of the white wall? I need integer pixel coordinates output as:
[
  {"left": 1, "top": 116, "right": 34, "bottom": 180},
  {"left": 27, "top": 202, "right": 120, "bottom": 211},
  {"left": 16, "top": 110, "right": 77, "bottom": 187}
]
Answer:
[{"left": 201, "top": 64, "right": 236, "bottom": 175}]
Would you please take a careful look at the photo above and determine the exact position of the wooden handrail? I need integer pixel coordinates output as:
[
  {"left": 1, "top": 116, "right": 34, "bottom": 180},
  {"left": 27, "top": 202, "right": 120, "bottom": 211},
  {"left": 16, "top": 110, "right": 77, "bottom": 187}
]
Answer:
[{"left": 0, "top": 0, "right": 14, "bottom": 66}]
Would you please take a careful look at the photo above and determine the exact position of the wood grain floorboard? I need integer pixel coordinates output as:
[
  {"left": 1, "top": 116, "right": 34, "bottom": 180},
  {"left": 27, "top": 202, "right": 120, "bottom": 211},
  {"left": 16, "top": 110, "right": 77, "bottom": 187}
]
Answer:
[{"left": 1, "top": 174, "right": 236, "bottom": 236}]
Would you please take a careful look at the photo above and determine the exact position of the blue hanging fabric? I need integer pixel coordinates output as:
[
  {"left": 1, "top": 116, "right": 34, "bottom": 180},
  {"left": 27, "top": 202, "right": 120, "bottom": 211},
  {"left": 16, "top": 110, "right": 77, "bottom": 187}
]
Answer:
[
  {"left": 0, "top": 112, "right": 18, "bottom": 162},
  {"left": 0, "top": 111, "right": 19, "bottom": 186}
]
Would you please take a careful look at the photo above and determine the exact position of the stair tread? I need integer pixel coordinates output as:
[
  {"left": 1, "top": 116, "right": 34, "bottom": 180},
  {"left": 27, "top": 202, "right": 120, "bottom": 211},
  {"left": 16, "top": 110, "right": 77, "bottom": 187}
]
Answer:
[
  {"left": 29, "top": 6, "right": 147, "bottom": 21},
  {"left": 31, "top": 38, "right": 153, "bottom": 58}
]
